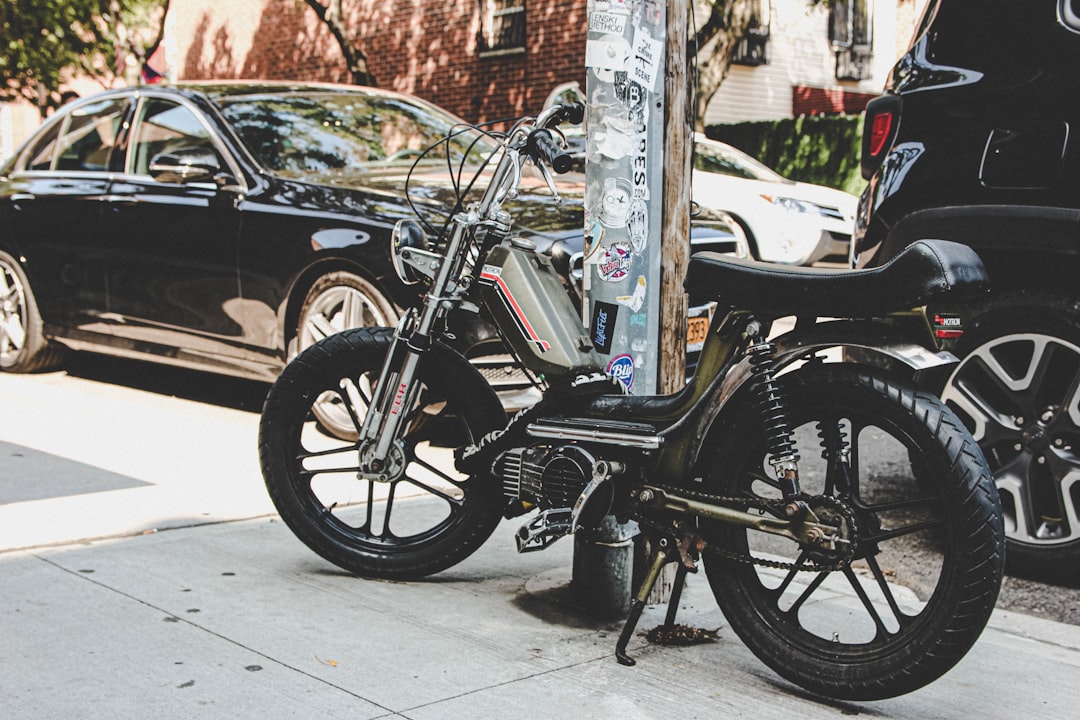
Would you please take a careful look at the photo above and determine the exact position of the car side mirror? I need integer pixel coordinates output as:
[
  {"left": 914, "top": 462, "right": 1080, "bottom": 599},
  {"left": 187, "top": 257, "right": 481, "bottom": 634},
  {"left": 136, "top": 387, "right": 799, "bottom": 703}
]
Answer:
[{"left": 148, "top": 147, "right": 222, "bottom": 184}]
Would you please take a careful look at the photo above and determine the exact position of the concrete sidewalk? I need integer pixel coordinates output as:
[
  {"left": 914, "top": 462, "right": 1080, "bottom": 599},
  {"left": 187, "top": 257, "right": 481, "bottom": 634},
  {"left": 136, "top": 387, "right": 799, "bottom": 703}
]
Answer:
[
  {"left": 2, "top": 370, "right": 1079, "bottom": 718},
  {"left": 3, "top": 513, "right": 1080, "bottom": 720}
]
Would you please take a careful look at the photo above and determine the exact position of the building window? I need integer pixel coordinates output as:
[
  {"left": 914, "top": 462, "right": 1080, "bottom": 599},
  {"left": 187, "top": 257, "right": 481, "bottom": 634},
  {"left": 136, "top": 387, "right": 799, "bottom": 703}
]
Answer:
[
  {"left": 732, "top": 0, "right": 771, "bottom": 67},
  {"left": 480, "top": 0, "right": 526, "bottom": 54},
  {"left": 829, "top": 0, "right": 873, "bottom": 81}
]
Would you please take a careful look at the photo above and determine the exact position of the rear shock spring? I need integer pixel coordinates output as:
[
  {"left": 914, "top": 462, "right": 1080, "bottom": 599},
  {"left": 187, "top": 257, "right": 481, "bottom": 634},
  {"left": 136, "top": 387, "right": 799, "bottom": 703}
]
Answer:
[
  {"left": 747, "top": 334, "right": 801, "bottom": 497},
  {"left": 817, "top": 419, "right": 853, "bottom": 495}
]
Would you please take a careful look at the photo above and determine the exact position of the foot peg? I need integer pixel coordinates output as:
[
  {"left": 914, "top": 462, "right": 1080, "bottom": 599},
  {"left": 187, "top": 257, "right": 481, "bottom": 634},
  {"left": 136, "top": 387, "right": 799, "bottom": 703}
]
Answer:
[{"left": 515, "top": 508, "right": 572, "bottom": 552}]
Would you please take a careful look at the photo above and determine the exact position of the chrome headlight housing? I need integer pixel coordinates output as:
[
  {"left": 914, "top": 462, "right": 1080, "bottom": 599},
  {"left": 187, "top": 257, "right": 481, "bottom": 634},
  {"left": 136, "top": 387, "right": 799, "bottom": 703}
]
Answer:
[{"left": 391, "top": 219, "right": 438, "bottom": 285}]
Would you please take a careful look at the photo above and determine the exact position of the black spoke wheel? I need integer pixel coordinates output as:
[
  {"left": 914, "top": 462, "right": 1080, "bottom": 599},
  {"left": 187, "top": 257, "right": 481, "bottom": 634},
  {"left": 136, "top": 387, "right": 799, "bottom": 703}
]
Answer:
[
  {"left": 698, "top": 364, "right": 1003, "bottom": 700},
  {"left": 259, "top": 326, "right": 506, "bottom": 579}
]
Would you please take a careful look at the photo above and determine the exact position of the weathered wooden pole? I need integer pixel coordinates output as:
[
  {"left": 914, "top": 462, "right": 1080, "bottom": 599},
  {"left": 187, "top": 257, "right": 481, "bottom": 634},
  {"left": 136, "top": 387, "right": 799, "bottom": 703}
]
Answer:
[{"left": 572, "top": 0, "right": 690, "bottom": 616}]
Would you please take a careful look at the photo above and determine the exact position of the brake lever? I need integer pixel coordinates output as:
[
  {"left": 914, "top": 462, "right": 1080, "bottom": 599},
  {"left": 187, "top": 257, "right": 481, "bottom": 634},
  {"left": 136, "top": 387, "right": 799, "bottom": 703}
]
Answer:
[{"left": 536, "top": 158, "right": 562, "bottom": 205}]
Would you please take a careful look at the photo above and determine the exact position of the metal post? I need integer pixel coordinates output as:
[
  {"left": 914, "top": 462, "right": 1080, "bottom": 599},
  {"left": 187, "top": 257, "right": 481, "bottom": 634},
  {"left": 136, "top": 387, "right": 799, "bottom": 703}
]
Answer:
[{"left": 573, "top": 0, "right": 689, "bottom": 616}]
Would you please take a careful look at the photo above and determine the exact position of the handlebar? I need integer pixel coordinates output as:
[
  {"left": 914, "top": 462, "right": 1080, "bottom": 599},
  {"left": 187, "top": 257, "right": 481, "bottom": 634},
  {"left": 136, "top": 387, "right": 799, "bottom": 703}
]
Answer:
[
  {"left": 524, "top": 102, "right": 584, "bottom": 174},
  {"left": 535, "top": 102, "right": 585, "bottom": 129},
  {"left": 527, "top": 129, "right": 575, "bottom": 174}
]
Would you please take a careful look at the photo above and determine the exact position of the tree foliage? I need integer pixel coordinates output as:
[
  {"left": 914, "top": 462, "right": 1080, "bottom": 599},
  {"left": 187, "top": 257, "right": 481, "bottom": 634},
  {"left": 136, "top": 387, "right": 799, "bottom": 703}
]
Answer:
[{"left": 0, "top": 0, "right": 169, "bottom": 117}]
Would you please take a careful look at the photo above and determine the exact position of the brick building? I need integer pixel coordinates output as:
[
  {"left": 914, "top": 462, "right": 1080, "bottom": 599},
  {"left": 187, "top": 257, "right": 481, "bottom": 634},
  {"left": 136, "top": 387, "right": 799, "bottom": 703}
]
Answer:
[
  {"left": 160, "top": 0, "right": 587, "bottom": 124},
  {"left": 1, "top": 1, "right": 924, "bottom": 155}
]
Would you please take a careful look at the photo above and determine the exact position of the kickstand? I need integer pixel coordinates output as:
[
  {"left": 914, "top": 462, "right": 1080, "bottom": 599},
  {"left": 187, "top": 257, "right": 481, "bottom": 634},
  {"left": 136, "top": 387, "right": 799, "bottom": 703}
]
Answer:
[
  {"left": 615, "top": 538, "right": 671, "bottom": 666},
  {"left": 663, "top": 561, "right": 690, "bottom": 629}
]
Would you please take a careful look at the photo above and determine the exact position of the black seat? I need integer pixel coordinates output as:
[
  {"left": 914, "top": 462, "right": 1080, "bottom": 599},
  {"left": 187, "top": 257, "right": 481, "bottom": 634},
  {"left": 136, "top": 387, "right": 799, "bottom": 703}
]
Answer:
[{"left": 684, "top": 239, "right": 989, "bottom": 318}]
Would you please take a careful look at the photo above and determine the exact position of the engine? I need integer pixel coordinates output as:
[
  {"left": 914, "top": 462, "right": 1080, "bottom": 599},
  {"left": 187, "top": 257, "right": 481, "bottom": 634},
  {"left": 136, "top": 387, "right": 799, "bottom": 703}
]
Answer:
[{"left": 496, "top": 444, "right": 620, "bottom": 552}]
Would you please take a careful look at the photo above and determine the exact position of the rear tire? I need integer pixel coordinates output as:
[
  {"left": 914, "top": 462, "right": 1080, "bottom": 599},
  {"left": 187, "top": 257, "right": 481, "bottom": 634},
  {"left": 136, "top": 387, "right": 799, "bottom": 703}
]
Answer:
[
  {"left": 699, "top": 364, "right": 1004, "bottom": 700},
  {"left": 259, "top": 327, "right": 506, "bottom": 579}
]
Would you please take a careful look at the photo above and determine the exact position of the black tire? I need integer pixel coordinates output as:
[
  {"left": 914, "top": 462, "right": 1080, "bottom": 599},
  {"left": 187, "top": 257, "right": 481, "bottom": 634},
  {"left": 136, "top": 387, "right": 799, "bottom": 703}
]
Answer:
[
  {"left": 698, "top": 363, "right": 1004, "bottom": 700},
  {"left": 0, "top": 250, "right": 62, "bottom": 373},
  {"left": 259, "top": 326, "right": 506, "bottom": 579},
  {"left": 938, "top": 291, "right": 1080, "bottom": 582}
]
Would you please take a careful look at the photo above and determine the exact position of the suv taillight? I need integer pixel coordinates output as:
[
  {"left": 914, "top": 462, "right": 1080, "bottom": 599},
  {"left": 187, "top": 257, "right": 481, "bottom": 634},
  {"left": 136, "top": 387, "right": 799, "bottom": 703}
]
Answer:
[
  {"left": 861, "top": 93, "right": 902, "bottom": 180},
  {"left": 868, "top": 112, "right": 893, "bottom": 157}
]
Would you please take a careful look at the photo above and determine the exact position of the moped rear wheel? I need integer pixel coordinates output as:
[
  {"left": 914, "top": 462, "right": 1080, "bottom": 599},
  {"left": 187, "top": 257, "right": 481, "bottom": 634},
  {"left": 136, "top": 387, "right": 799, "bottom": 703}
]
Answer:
[
  {"left": 698, "top": 363, "right": 1004, "bottom": 700},
  {"left": 259, "top": 326, "right": 506, "bottom": 579}
]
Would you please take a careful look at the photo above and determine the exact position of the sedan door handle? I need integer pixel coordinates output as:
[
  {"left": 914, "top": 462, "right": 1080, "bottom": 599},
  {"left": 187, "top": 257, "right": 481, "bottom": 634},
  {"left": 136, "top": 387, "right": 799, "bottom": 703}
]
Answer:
[
  {"left": 102, "top": 195, "right": 138, "bottom": 205},
  {"left": 10, "top": 192, "right": 35, "bottom": 202}
]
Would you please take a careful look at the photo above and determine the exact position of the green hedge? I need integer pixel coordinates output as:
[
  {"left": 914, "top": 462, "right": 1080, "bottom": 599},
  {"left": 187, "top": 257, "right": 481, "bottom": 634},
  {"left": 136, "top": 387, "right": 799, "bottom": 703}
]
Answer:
[{"left": 704, "top": 114, "right": 866, "bottom": 196}]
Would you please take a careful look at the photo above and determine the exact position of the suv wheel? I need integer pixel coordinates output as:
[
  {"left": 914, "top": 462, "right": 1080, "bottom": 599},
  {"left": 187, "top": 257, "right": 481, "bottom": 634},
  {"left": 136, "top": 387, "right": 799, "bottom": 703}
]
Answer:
[{"left": 939, "top": 291, "right": 1080, "bottom": 580}]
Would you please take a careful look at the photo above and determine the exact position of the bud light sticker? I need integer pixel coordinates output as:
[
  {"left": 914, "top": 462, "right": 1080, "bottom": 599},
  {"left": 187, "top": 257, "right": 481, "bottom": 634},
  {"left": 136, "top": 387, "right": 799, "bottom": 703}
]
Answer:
[
  {"left": 598, "top": 242, "right": 633, "bottom": 282},
  {"left": 606, "top": 353, "right": 635, "bottom": 390}
]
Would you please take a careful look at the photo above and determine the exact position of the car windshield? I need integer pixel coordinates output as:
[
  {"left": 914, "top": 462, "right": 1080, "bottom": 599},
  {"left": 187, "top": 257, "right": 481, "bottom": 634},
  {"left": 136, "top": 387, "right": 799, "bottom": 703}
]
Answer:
[
  {"left": 693, "top": 139, "right": 785, "bottom": 182},
  {"left": 212, "top": 91, "right": 496, "bottom": 178}
]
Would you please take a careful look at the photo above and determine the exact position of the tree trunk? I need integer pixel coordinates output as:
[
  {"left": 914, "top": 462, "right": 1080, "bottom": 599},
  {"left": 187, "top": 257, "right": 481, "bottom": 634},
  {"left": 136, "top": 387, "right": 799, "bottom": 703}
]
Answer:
[
  {"left": 693, "top": 0, "right": 757, "bottom": 132},
  {"left": 304, "top": 0, "right": 376, "bottom": 86}
]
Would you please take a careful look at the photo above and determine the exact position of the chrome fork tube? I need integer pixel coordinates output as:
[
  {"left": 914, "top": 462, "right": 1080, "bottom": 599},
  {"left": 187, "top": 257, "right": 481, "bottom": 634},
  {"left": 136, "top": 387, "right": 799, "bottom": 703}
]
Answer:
[{"left": 358, "top": 147, "right": 520, "bottom": 474}]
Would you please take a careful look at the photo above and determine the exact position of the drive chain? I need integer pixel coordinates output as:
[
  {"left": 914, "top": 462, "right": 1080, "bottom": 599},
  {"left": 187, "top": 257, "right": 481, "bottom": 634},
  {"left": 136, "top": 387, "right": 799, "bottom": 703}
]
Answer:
[{"left": 633, "top": 484, "right": 859, "bottom": 573}]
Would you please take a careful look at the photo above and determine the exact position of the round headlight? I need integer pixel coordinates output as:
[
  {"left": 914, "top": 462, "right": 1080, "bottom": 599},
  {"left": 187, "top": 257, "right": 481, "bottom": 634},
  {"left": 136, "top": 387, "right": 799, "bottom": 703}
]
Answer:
[{"left": 391, "top": 219, "right": 430, "bottom": 285}]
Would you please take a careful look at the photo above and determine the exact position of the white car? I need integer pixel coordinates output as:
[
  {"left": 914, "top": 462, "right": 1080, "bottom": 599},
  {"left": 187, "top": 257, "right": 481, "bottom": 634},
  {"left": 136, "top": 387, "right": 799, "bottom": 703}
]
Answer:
[{"left": 691, "top": 135, "right": 857, "bottom": 266}]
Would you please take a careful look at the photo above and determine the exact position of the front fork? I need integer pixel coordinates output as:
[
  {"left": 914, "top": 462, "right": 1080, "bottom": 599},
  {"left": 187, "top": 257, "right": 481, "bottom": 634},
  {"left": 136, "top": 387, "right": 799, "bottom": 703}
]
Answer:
[
  {"left": 355, "top": 315, "right": 425, "bottom": 479},
  {"left": 356, "top": 222, "right": 475, "bottom": 479}
]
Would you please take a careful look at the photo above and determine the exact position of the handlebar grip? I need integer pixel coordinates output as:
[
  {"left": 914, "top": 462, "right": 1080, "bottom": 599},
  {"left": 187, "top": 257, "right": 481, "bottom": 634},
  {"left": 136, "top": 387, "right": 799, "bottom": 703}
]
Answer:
[
  {"left": 557, "top": 102, "right": 585, "bottom": 126},
  {"left": 528, "top": 129, "right": 575, "bottom": 174}
]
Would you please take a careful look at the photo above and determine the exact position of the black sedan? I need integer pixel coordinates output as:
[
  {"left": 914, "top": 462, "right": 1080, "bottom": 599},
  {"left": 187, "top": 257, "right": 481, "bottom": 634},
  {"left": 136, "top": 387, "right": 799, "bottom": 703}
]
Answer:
[{"left": 0, "top": 83, "right": 581, "bottom": 384}]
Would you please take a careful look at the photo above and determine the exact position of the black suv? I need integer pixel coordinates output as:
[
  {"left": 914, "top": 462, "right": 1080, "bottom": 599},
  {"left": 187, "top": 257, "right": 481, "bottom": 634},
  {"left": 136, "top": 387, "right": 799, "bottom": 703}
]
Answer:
[{"left": 856, "top": 0, "right": 1080, "bottom": 579}]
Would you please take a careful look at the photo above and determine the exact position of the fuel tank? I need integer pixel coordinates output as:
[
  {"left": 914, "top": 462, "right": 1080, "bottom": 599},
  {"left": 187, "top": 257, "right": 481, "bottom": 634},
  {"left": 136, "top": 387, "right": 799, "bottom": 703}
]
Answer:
[{"left": 478, "top": 242, "right": 599, "bottom": 377}]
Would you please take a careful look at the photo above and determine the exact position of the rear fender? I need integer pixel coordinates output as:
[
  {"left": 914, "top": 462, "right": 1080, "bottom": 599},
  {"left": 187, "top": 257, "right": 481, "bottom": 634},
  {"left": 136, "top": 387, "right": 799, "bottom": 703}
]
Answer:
[{"left": 770, "top": 317, "right": 958, "bottom": 388}]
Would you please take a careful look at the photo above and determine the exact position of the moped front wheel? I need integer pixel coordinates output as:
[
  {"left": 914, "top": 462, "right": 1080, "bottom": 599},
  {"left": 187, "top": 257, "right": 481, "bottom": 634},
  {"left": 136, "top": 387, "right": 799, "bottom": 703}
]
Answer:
[
  {"left": 698, "top": 363, "right": 1004, "bottom": 700},
  {"left": 259, "top": 327, "right": 506, "bottom": 579}
]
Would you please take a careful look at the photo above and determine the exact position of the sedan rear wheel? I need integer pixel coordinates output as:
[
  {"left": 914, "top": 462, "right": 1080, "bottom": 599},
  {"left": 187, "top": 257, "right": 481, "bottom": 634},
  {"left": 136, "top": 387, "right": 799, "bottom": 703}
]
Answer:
[
  {"left": 0, "top": 250, "right": 61, "bottom": 373},
  {"left": 297, "top": 271, "right": 400, "bottom": 440}
]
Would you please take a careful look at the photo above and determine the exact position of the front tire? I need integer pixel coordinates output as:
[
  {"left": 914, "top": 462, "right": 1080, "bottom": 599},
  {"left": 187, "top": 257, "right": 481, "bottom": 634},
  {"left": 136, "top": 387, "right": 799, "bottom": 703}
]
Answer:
[
  {"left": 259, "top": 327, "right": 506, "bottom": 579},
  {"left": 699, "top": 364, "right": 1004, "bottom": 700}
]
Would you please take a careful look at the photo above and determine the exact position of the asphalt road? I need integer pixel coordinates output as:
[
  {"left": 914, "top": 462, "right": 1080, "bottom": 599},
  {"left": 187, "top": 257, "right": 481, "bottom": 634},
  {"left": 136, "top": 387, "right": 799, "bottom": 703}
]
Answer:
[{"left": 3, "top": 351, "right": 1078, "bottom": 626}]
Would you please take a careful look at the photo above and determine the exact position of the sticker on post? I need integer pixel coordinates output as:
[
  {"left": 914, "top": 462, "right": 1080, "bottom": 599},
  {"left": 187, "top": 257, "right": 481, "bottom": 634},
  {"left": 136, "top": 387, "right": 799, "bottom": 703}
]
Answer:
[
  {"left": 627, "top": 200, "right": 647, "bottom": 252},
  {"left": 599, "top": 177, "right": 633, "bottom": 228},
  {"left": 598, "top": 242, "right": 633, "bottom": 282},
  {"left": 616, "top": 275, "right": 646, "bottom": 312},
  {"left": 606, "top": 353, "right": 635, "bottom": 390},
  {"left": 589, "top": 12, "right": 627, "bottom": 35},
  {"left": 590, "top": 301, "right": 620, "bottom": 354}
]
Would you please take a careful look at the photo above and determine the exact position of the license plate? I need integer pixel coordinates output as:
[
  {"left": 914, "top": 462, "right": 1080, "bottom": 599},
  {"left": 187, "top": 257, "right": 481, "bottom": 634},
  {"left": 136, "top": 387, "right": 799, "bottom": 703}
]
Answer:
[{"left": 686, "top": 302, "right": 715, "bottom": 353}]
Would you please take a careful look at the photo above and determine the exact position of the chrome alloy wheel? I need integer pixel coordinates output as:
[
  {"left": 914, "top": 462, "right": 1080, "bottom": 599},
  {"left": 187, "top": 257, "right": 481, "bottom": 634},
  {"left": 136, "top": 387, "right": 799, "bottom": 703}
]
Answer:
[
  {"left": 297, "top": 273, "right": 400, "bottom": 441},
  {"left": 941, "top": 332, "right": 1080, "bottom": 549},
  {"left": 298, "top": 278, "right": 398, "bottom": 350},
  {"left": 0, "top": 257, "right": 29, "bottom": 366}
]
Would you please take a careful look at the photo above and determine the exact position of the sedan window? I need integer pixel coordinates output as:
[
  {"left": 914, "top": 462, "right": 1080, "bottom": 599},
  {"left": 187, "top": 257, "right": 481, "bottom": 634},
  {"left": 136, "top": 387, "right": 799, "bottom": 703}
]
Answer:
[
  {"left": 693, "top": 139, "right": 785, "bottom": 182},
  {"left": 130, "top": 99, "right": 216, "bottom": 176},
  {"left": 25, "top": 122, "right": 62, "bottom": 172},
  {"left": 215, "top": 92, "right": 494, "bottom": 178},
  {"left": 53, "top": 98, "right": 128, "bottom": 173}
]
